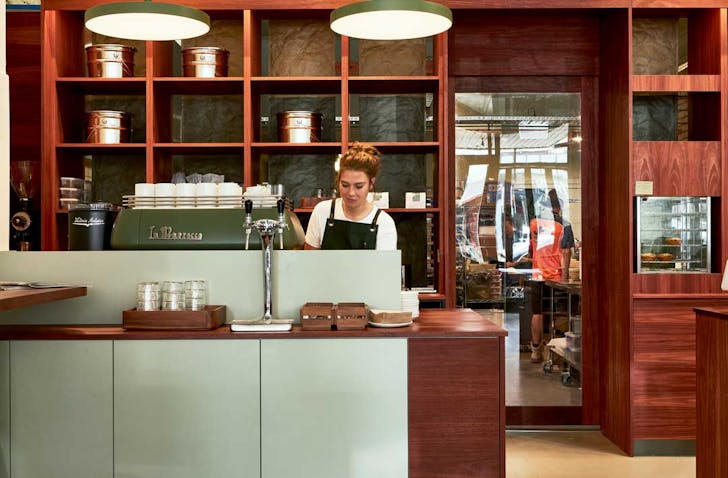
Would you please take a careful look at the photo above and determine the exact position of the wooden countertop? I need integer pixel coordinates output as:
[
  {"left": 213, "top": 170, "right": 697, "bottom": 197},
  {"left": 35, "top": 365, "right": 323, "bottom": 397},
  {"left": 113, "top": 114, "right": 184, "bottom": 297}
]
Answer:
[
  {"left": 0, "top": 287, "right": 87, "bottom": 312},
  {"left": 0, "top": 308, "right": 506, "bottom": 340},
  {"left": 694, "top": 307, "right": 728, "bottom": 320}
]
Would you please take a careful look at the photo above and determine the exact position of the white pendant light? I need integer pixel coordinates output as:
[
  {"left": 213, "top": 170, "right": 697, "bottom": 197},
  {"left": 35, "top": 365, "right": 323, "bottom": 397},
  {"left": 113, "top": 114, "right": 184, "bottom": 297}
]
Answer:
[
  {"left": 85, "top": 0, "right": 210, "bottom": 41},
  {"left": 330, "top": 0, "right": 452, "bottom": 40}
]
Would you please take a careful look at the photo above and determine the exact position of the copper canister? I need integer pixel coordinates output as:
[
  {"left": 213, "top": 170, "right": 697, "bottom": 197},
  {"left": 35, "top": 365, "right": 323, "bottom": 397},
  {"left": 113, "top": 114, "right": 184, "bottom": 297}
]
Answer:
[
  {"left": 85, "top": 44, "right": 136, "bottom": 78},
  {"left": 182, "top": 47, "right": 230, "bottom": 78},
  {"left": 276, "top": 111, "right": 323, "bottom": 143},
  {"left": 85, "top": 110, "right": 131, "bottom": 144}
]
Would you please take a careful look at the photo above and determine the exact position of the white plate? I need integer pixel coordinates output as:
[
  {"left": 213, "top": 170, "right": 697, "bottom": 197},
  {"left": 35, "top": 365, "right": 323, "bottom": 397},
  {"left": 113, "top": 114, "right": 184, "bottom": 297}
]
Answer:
[{"left": 368, "top": 320, "right": 413, "bottom": 328}]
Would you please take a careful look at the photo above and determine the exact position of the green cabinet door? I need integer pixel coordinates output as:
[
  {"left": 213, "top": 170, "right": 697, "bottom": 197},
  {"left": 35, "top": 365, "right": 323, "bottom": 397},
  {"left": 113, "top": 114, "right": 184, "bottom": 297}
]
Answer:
[
  {"left": 10, "top": 340, "right": 113, "bottom": 478},
  {"left": 261, "top": 338, "right": 408, "bottom": 478},
  {"left": 114, "top": 340, "right": 260, "bottom": 478},
  {"left": 0, "top": 341, "right": 8, "bottom": 478}
]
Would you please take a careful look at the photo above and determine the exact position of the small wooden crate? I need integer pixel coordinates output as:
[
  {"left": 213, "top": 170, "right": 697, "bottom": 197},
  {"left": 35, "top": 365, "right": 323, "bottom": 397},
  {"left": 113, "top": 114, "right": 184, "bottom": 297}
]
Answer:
[
  {"left": 300, "top": 302, "right": 334, "bottom": 331},
  {"left": 122, "top": 305, "right": 226, "bottom": 330},
  {"left": 334, "top": 302, "right": 368, "bottom": 330}
]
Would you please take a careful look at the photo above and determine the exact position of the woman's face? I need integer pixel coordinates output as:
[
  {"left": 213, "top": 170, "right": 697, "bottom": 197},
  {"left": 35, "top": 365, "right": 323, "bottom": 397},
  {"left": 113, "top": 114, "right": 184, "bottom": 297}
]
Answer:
[{"left": 338, "top": 169, "right": 374, "bottom": 211}]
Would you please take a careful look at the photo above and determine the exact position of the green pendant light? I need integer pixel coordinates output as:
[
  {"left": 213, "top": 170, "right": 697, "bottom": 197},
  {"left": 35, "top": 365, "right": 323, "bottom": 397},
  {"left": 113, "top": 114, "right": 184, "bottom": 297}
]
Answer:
[
  {"left": 85, "top": 0, "right": 210, "bottom": 41},
  {"left": 330, "top": 0, "right": 452, "bottom": 40}
]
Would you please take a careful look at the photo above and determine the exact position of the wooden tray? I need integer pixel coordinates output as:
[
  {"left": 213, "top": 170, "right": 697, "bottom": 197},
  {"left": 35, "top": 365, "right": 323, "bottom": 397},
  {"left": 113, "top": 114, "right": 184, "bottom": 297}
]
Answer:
[
  {"left": 300, "top": 302, "right": 334, "bottom": 331},
  {"left": 334, "top": 302, "right": 368, "bottom": 330},
  {"left": 123, "top": 305, "right": 226, "bottom": 330}
]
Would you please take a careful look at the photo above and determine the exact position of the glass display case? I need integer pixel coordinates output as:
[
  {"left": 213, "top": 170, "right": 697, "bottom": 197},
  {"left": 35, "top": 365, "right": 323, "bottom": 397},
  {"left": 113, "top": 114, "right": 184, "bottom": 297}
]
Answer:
[{"left": 636, "top": 196, "right": 710, "bottom": 273}]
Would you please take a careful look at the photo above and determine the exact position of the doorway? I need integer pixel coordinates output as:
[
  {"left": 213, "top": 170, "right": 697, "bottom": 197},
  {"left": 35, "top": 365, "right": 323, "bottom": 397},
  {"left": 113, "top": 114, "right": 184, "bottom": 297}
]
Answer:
[{"left": 454, "top": 84, "right": 595, "bottom": 426}]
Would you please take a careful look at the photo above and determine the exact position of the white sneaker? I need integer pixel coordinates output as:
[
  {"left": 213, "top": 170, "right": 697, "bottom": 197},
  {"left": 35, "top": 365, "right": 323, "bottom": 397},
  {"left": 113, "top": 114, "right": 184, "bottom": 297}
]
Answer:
[{"left": 530, "top": 343, "right": 543, "bottom": 363}]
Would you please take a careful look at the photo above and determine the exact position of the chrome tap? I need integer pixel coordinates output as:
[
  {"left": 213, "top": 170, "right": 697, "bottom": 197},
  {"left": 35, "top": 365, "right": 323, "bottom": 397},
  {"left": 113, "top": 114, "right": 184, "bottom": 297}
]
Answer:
[{"left": 243, "top": 198, "right": 288, "bottom": 324}]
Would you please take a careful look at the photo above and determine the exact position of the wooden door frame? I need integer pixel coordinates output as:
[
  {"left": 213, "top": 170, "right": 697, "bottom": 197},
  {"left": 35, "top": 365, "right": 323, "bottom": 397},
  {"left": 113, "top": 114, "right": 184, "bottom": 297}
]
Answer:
[{"left": 450, "top": 76, "right": 599, "bottom": 426}]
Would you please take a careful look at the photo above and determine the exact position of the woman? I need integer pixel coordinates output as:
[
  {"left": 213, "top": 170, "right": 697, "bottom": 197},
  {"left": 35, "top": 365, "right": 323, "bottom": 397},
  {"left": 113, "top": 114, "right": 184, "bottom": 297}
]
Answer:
[{"left": 304, "top": 142, "right": 397, "bottom": 250}]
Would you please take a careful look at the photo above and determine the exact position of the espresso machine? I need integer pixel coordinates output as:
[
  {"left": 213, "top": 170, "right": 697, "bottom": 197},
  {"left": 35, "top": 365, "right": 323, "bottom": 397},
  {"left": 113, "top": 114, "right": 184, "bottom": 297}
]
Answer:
[{"left": 9, "top": 161, "right": 40, "bottom": 251}]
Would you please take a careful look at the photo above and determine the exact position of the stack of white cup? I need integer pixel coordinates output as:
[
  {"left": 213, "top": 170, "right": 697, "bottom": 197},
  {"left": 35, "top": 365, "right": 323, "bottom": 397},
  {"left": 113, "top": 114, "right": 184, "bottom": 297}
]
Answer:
[
  {"left": 154, "top": 183, "right": 176, "bottom": 208},
  {"left": 196, "top": 182, "right": 217, "bottom": 208},
  {"left": 218, "top": 182, "right": 243, "bottom": 208},
  {"left": 134, "top": 183, "right": 156, "bottom": 208},
  {"left": 175, "top": 183, "right": 197, "bottom": 208}
]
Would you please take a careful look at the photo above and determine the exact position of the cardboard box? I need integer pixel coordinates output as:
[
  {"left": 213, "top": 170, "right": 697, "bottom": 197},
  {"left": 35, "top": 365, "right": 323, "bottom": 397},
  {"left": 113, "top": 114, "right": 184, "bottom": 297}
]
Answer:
[{"left": 405, "top": 192, "right": 427, "bottom": 208}]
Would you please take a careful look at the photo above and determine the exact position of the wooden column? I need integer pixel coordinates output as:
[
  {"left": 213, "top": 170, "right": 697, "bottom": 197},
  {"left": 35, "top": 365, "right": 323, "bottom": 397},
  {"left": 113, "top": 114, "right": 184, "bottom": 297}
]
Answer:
[{"left": 696, "top": 307, "right": 728, "bottom": 478}]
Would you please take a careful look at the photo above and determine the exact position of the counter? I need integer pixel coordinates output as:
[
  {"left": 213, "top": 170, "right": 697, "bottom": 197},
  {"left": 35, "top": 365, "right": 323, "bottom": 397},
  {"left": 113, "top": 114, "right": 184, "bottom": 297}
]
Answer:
[
  {"left": 0, "top": 286, "right": 86, "bottom": 311},
  {"left": 694, "top": 307, "right": 728, "bottom": 478},
  {"left": 0, "top": 309, "right": 506, "bottom": 478}
]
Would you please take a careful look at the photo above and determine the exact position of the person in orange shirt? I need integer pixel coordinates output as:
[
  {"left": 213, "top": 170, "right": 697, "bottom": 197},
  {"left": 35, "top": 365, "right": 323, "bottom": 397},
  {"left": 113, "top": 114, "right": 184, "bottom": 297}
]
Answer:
[{"left": 526, "top": 189, "right": 574, "bottom": 363}]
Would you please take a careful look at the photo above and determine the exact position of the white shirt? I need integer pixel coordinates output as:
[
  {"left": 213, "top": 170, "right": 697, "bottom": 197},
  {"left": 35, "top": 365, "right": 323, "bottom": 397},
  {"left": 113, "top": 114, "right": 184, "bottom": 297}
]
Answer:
[{"left": 305, "top": 199, "right": 397, "bottom": 250}]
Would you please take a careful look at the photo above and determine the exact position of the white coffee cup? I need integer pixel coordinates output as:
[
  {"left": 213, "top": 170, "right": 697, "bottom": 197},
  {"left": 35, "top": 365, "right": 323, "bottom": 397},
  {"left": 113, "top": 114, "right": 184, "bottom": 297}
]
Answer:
[
  {"left": 218, "top": 182, "right": 241, "bottom": 196},
  {"left": 135, "top": 183, "right": 155, "bottom": 197}
]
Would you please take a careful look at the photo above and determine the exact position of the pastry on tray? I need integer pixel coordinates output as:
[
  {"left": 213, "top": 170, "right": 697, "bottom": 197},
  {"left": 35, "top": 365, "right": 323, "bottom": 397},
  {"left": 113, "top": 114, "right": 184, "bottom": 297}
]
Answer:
[
  {"left": 641, "top": 252, "right": 656, "bottom": 262},
  {"left": 664, "top": 237, "right": 681, "bottom": 245},
  {"left": 657, "top": 253, "right": 674, "bottom": 262}
]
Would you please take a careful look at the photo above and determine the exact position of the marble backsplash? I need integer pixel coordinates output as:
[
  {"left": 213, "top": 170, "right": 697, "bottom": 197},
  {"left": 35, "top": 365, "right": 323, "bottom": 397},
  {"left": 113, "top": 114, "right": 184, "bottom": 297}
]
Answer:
[{"left": 632, "top": 17, "right": 681, "bottom": 75}]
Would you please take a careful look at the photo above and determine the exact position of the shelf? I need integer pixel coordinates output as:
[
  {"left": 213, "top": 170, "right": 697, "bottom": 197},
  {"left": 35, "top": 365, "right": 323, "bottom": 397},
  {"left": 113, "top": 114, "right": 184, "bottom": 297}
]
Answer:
[
  {"left": 351, "top": 142, "right": 439, "bottom": 153},
  {"left": 632, "top": 74, "right": 720, "bottom": 92},
  {"left": 251, "top": 142, "right": 342, "bottom": 154},
  {"left": 294, "top": 207, "right": 440, "bottom": 214},
  {"left": 153, "top": 143, "right": 245, "bottom": 153},
  {"left": 251, "top": 77, "right": 342, "bottom": 94},
  {"left": 348, "top": 76, "right": 439, "bottom": 94},
  {"left": 153, "top": 78, "right": 245, "bottom": 95},
  {"left": 57, "top": 143, "right": 146, "bottom": 154},
  {"left": 57, "top": 78, "right": 147, "bottom": 95}
]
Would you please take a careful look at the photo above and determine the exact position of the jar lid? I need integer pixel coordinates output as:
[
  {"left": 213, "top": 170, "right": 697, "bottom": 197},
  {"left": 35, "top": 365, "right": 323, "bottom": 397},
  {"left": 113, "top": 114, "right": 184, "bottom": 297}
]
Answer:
[
  {"left": 85, "top": 44, "right": 137, "bottom": 52},
  {"left": 182, "top": 46, "right": 229, "bottom": 54},
  {"left": 85, "top": 110, "right": 128, "bottom": 117}
]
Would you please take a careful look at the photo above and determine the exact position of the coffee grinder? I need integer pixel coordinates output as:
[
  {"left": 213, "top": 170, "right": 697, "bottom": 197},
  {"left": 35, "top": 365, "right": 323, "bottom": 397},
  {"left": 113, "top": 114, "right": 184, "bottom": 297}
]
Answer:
[{"left": 9, "top": 161, "right": 40, "bottom": 251}]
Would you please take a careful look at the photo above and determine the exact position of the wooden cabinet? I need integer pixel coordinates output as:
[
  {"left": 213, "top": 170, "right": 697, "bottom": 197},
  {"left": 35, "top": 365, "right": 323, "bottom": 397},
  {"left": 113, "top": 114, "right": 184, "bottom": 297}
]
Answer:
[
  {"left": 9, "top": 340, "right": 113, "bottom": 478},
  {"left": 40, "top": 2, "right": 447, "bottom": 297}
]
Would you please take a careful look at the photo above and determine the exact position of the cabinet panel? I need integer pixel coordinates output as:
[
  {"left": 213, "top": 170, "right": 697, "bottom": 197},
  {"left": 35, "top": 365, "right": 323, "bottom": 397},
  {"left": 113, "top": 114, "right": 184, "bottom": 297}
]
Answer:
[
  {"left": 632, "top": 141, "right": 721, "bottom": 196},
  {"left": 114, "top": 340, "right": 260, "bottom": 478},
  {"left": 0, "top": 342, "right": 7, "bottom": 478},
  {"left": 632, "top": 298, "right": 728, "bottom": 440},
  {"left": 261, "top": 338, "right": 407, "bottom": 478},
  {"left": 10, "top": 340, "right": 113, "bottom": 478}
]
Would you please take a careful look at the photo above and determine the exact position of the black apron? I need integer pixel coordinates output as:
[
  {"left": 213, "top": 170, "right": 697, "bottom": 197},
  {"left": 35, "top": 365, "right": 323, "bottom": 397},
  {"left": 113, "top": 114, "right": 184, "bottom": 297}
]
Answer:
[{"left": 321, "top": 199, "right": 382, "bottom": 250}]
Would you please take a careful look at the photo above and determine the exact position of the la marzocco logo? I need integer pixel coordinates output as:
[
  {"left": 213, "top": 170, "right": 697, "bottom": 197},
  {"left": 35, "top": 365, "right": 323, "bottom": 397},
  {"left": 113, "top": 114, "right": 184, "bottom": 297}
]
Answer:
[
  {"left": 72, "top": 217, "right": 105, "bottom": 227},
  {"left": 148, "top": 225, "right": 203, "bottom": 241}
]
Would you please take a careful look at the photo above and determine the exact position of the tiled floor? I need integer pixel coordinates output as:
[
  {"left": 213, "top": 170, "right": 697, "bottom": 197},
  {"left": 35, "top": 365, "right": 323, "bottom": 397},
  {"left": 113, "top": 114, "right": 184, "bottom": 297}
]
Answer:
[{"left": 507, "top": 431, "right": 696, "bottom": 478}]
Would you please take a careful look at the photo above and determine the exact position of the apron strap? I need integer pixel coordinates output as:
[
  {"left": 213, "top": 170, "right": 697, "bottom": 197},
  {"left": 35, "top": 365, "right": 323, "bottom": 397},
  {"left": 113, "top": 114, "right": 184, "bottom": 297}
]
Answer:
[
  {"left": 370, "top": 208, "right": 382, "bottom": 231},
  {"left": 327, "top": 199, "right": 337, "bottom": 226}
]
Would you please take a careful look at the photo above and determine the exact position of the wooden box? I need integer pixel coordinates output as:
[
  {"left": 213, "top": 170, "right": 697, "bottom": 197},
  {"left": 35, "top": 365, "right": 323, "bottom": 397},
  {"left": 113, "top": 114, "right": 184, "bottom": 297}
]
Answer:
[
  {"left": 122, "top": 305, "right": 226, "bottom": 330},
  {"left": 334, "top": 302, "right": 368, "bottom": 330},
  {"left": 300, "top": 302, "right": 334, "bottom": 330}
]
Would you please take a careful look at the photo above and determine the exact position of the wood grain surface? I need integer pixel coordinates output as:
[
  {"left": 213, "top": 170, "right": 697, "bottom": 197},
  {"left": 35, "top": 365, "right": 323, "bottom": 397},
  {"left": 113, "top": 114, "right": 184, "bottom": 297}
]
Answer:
[
  {"left": 0, "top": 287, "right": 87, "bottom": 312},
  {"left": 598, "top": 9, "right": 633, "bottom": 455},
  {"left": 449, "top": 11, "right": 599, "bottom": 77},
  {"left": 0, "top": 309, "right": 506, "bottom": 340},
  {"left": 633, "top": 298, "right": 728, "bottom": 440},
  {"left": 632, "top": 75, "right": 720, "bottom": 91},
  {"left": 409, "top": 337, "right": 504, "bottom": 478},
  {"left": 633, "top": 273, "right": 724, "bottom": 294},
  {"left": 696, "top": 309, "right": 728, "bottom": 478},
  {"left": 632, "top": 141, "right": 721, "bottom": 196}
]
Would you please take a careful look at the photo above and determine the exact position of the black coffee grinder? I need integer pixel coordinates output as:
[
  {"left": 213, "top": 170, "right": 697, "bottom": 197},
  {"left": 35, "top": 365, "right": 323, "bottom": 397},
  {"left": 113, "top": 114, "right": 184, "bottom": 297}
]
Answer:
[{"left": 9, "top": 161, "right": 40, "bottom": 251}]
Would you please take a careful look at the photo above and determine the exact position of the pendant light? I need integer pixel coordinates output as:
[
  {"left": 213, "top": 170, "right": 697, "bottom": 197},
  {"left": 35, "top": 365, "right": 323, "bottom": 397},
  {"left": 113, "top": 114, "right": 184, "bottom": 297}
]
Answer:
[
  {"left": 330, "top": 0, "right": 452, "bottom": 41},
  {"left": 85, "top": 0, "right": 210, "bottom": 41}
]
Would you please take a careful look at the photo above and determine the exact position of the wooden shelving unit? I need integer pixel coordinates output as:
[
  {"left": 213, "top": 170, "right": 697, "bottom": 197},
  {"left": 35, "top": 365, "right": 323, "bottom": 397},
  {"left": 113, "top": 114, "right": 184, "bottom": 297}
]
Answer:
[{"left": 40, "top": 1, "right": 447, "bottom": 298}]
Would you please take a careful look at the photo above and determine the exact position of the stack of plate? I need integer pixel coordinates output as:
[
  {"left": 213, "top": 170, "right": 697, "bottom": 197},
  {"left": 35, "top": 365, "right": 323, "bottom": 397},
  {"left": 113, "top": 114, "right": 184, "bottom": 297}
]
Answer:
[
  {"left": 217, "top": 195, "right": 244, "bottom": 208},
  {"left": 401, "top": 290, "right": 419, "bottom": 319}
]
